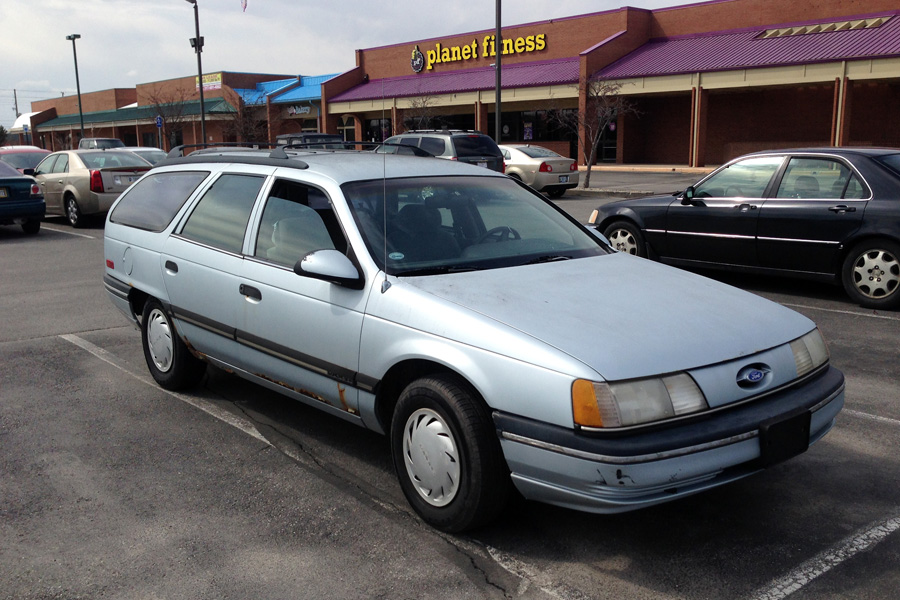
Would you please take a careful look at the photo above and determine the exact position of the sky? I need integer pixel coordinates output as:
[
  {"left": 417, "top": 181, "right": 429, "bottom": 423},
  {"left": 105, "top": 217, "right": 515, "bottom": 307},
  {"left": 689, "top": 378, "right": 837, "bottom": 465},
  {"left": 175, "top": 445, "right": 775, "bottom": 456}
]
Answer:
[{"left": 1, "top": 0, "right": 694, "bottom": 132}]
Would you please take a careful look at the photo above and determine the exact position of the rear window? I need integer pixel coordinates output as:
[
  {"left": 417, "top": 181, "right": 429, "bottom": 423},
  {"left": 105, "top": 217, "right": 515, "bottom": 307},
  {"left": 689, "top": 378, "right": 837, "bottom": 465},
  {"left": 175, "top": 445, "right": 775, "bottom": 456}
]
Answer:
[
  {"left": 517, "top": 146, "right": 561, "bottom": 159},
  {"left": 80, "top": 151, "right": 151, "bottom": 169},
  {"left": 110, "top": 171, "right": 209, "bottom": 232},
  {"left": 452, "top": 135, "right": 502, "bottom": 158},
  {"left": 0, "top": 151, "right": 47, "bottom": 170},
  {"left": 875, "top": 153, "right": 900, "bottom": 177}
]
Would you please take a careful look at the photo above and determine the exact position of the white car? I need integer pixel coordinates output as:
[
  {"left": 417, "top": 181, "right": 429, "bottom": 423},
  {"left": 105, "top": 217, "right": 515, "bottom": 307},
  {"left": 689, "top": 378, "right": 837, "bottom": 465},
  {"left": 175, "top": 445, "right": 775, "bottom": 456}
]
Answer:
[{"left": 103, "top": 145, "right": 844, "bottom": 531}]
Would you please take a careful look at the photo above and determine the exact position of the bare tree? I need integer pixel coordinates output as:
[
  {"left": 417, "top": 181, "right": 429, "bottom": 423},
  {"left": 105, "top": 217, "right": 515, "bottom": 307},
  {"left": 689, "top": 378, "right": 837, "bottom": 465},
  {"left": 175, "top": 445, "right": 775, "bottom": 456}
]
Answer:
[
  {"left": 144, "top": 87, "right": 193, "bottom": 151},
  {"left": 223, "top": 98, "right": 268, "bottom": 143},
  {"left": 548, "top": 79, "right": 638, "bottom": 189},
  {"left": 402, "top": 93, "right": 445, "bottom": 131}
]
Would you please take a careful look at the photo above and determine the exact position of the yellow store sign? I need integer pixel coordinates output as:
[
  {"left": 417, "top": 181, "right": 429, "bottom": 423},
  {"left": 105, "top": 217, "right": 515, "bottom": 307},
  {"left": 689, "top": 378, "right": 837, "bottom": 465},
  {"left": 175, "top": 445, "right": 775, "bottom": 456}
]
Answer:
[{"left": 410, "top": 33, "right": 547, "bottom": 73}]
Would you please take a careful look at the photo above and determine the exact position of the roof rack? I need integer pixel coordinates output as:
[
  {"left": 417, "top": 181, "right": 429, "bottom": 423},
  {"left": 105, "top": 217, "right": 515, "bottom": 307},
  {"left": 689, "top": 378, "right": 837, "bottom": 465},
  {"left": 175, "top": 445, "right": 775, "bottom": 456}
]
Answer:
[{"left": 166, "top": 142, "right": 277, "bottom": 158}]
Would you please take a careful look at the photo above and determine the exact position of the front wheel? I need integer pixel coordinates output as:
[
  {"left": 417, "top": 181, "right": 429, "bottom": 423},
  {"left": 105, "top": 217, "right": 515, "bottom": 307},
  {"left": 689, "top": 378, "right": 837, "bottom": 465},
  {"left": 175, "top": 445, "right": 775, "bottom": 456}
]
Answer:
[
  {"left": 841, "top": 240, "right": 900, "bottom": 310},
  {"left": 391, "top": 374, "right": 509, "bottom": 532},
  {"left": 141, "top": 299, "right": 207, "bottom": 390},
  {"left": 603, "top": 220, "right": 646, "bottom": 257}
]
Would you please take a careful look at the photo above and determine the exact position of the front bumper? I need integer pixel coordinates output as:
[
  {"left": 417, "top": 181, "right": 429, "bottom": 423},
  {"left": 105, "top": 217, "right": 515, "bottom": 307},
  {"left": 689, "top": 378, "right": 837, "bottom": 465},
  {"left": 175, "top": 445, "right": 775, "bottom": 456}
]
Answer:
[{"left": 494, "top": 365, "right": 844, "bottom": 513}]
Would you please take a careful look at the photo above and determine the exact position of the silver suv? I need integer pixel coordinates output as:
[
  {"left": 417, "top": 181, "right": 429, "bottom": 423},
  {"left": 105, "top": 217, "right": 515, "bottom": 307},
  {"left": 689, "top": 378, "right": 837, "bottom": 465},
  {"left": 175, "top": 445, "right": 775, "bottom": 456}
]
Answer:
[
  {"left": 103, "top": 145, "right": 843, "bottom": 531},
  {"left": 382, "top": 130, "right": 504, "bottom": 172}
]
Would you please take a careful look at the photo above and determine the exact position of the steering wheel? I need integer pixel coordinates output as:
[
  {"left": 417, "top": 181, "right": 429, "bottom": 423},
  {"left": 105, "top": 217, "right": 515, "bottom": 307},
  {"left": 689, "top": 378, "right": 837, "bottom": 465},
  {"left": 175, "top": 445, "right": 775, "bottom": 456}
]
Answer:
[
  {"left": 475, "top": 226, "right": 521, "bottom": 244},
  {"left": 724, "top": 186, "right": 745, "bottom": 197}
]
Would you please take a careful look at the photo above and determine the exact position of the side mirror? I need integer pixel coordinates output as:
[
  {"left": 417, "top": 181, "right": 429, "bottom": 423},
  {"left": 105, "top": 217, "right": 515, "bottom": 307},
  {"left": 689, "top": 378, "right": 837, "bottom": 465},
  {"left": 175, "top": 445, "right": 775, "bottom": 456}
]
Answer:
[
  {"left": 680, "top": 186, "right": 696, "bottom": 206},
  {"left": 294, "top": 249, "right": 364, "bottom": 290},
  {"left": 23, "top": 168, "right": 35, "bottom": 176}
]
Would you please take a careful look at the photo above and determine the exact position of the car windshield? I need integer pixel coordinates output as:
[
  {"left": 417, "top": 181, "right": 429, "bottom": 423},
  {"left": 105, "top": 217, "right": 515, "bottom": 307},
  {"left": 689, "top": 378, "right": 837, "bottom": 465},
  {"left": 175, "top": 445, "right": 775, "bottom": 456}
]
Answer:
[
  {"left": 343, "top": 175, "right": 607, "bottom": 275},
  {"left": 80, "top": 151, "right": 150, "bottom": 168},
  {"left": 1, "top": 152, "right": 46, "bottom": 169},
  {"left": 516, "top": 146, "right": 561, "bottom": 159}
]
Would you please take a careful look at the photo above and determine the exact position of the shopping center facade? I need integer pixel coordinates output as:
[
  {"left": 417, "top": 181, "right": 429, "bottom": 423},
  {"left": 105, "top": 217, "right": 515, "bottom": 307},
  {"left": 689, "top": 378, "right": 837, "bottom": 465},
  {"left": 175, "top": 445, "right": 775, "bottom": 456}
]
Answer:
[{"left": 19, "top": 0, "right": 900, "bottom": 167}]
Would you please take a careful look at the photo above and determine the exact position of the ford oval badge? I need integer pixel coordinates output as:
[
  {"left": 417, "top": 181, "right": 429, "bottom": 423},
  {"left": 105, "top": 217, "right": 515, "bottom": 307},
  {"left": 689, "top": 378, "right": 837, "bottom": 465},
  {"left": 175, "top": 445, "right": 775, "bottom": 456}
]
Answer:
[{"left": 737, "top": 364, "right": 771, "bottom": 389}]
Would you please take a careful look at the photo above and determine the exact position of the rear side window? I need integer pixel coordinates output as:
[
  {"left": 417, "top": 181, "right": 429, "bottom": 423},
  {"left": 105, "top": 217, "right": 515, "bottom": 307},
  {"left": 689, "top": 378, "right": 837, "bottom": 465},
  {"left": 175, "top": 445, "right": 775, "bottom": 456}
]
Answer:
[
  {"left": 453, "top": 135, "right": 502, "bottom": 158},
  {"left": 418, "top": 137, "right": 446, "bottom": 156},
  {"left": 110, "top": 171, "right": 209, "bottom": 232},
  {"left": 179, "top": 174, "right": 264, "bottom": 253}
]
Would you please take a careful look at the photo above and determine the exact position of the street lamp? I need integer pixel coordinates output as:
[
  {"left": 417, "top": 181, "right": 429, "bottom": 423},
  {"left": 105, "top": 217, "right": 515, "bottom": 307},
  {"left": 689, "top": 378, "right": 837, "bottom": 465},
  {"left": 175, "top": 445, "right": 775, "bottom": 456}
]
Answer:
[
  {"left": 494, "top": 0, "right": 502, "bottom": 145},
  {"left": 185, "top": 0, "right": 207, "bottom": 144},
  {"left": 66, "top": 34, "right": 85, "bottom": 142}
]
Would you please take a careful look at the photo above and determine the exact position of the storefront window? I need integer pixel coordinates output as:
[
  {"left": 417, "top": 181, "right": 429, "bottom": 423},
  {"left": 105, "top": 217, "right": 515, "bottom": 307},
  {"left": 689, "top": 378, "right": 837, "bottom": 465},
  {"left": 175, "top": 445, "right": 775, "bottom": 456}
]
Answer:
[
  {"left": 366, "top": 118, "right": 392, "bottom": 142},
  {"left": 339, "top": 116, "right": 356, "bottom": 141}
]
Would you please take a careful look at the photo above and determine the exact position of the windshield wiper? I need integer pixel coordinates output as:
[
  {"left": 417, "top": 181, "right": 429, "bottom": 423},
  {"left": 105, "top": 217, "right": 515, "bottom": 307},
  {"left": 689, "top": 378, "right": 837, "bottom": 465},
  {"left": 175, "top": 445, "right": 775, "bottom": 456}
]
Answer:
[
  {"left": 524, "top": 255, "right": 573, "bottom": 265},
  {"left": 395, "top": 265, "right": 481, "bottom": 276}
]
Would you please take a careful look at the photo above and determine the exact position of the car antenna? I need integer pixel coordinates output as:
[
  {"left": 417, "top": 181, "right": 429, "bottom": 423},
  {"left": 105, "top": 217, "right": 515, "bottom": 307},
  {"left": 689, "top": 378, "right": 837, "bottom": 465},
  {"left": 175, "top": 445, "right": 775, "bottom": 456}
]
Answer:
[{"left": 380, "top": 78, "right": 391, "bottom": 294}]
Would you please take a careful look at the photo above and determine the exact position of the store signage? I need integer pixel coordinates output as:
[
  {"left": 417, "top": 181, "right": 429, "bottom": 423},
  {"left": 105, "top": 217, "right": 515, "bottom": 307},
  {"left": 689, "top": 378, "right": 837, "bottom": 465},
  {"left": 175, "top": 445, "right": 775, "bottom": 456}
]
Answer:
[
  {"left": 413, "top": 33, "right": 547, "bottom": 72},
  {"left": 195, "top": 72, "right": 222, "bottom": 91},
  {"left": 288, "top": 105, "right": 311, "bottom": 115}
]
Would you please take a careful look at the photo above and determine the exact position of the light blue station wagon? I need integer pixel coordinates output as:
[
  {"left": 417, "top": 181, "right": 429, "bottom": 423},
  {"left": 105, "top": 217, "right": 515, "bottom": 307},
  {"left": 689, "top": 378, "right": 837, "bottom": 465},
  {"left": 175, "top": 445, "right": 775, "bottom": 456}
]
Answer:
[{"left": 104, "top": 146, "right": 844, "bottom": 531}]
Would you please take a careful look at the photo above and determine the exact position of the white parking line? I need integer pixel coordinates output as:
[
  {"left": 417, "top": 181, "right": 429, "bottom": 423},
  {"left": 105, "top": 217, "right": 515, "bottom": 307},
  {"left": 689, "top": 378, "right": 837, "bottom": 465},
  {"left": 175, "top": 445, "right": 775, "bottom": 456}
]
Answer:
[
  {"left": 842, "top": 408, "right": 900, "bottom": 427},
  {"left": 751, "top": 514, "right": 900, "bottom": 600},
  {"left": 42, "top": 225, "right": 96, "bottom": 239},
  {"left": 781, "top": 302, "right": 900, "bottom": 321},
  {"left": 59, "top": 333, "right": 270, "bottom": 445}
]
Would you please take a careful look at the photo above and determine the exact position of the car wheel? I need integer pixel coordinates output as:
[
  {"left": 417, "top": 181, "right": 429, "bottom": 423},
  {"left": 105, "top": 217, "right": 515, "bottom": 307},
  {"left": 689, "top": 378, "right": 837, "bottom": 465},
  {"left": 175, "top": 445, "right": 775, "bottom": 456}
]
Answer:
[
  {"left": 547, "top": 189, "right": 566, "bottom": 199},
  {"left": 65, "top": 195, "right": 84, "bottom": 228},
  {"left": 391, "top": 374, "right": 509, "bottom": 532},
  {"left": 841, "top": 240, "right": 900, "bottom": 310},
  {"left": 603, "top": 220, "right": 646, "bottom": 257},
  {"left": 21, "top": 219, "right": 40, "bottom": 235},
  {"left": 141, "top": 299, "right": 206, "bottom": 390}
]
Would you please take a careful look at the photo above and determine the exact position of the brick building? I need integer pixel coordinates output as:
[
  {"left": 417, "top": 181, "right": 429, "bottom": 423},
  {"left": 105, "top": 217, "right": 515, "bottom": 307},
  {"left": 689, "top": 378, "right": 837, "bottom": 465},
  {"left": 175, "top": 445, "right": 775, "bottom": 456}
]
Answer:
[{"left": 22, "top": 0, "right": 900, "bottom": 167}]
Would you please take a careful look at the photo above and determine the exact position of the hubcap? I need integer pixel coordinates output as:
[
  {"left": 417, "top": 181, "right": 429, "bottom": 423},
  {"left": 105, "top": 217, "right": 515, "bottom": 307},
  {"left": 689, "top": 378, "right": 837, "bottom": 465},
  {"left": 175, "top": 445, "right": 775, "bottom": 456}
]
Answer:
[
  {"left": 851, "top": 249, "right": 900, "bottom": 299},
  {"left": 402, "top": 408, "right": 460, "bottom": 507},
  {"left": 146, "top": 308, "right": 174, "bottom": 373},
  {"left": 66, "top": 199, "right": 78, "bottom": 224},
  {"left": 608, "top": 229, "right": 637, "bottom": 254}
]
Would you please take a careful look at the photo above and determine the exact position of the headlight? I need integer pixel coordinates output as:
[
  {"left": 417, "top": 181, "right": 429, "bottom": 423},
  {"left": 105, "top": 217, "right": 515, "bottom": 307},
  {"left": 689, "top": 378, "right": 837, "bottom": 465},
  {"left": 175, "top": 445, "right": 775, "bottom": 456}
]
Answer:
[
  {"left": 790, "top": 328, "right": 829, "bottom": 377},
  {"left": 572, "top": 373, "right": 708, "bottom": 428}
]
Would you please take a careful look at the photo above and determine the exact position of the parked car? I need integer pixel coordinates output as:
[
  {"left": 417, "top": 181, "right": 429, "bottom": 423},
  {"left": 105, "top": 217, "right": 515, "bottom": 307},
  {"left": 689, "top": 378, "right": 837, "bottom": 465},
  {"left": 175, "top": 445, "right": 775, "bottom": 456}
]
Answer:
[
  {"left": 590, "top": 147, "right": 900, "bottom": 310},
  {"left": 275, "top": 132, "right": 346, "bottom": 148},
  {"left": 103, "top": 146, "right": 843, "bottom": 532},
  {"left": 381, "top": 129, "right": 505, "bottom": 173},
  {"left": 0, "top": 159, "right": 44, "bottom": 234},
  {"left": 500, "top": 144, "right": 578, "bottom": 198},
  {"left": 78, "top": 138, "right": 125, "bottom": 149},
  {"left": 123, "top": 146, "right": 167, "bottom": 165},
  {"left": 0, "top": 146, "right": 50, "bottom": 173},
  {"left": 33, "top": 150, "right": 151, "bottom": 227}
]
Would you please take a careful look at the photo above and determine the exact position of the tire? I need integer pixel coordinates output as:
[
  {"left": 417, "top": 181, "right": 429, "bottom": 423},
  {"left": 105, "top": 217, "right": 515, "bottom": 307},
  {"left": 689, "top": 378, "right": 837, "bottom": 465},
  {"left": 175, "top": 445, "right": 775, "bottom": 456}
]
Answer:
[
  {"left": 841, "top": 240, "right": 900, "bottom": 310},
  {"left": 390, "top": 374, "right": 510, "bottom": 532},
  {"left": 141, "top": 299, "right": 206, "bottom": 390},
  {"left": 603, "top": 220, "right": 646, "bottom": 257},
  {"left": 547, "top": 189, "right": 566, "bottom": 199},
  {"left": 65, "top": 195, "right": 84, "bottom": 228},
  {"left": 21, "top": 219, "right": 40, "bottom": 235}
]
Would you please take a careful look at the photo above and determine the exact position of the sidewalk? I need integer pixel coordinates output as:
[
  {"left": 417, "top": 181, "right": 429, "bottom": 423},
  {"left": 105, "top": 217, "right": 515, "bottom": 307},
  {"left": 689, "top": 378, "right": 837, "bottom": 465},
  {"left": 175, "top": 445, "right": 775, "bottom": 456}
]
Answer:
[{"left": 577, "top": 164, "right": 714, "bottom": 198}]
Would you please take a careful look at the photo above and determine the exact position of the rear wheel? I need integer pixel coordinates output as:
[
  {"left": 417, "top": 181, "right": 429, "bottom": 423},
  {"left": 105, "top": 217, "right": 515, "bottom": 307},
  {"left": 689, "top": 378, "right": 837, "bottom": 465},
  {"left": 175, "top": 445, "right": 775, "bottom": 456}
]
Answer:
[
  {"left": 603, "top": 220, "right": 646, "bottom": 257},
  {"left": 841, "top": 240, "right": 900, "bottom": 310},
  {"left": 141, "top": 299, "right": 206, "bottom": 390},
  {"left": 547, "top": 189, "right": 566, "bottom": 199},
  {"left": 391, "top": 374, "right": 509, "bottom": 532},
  {"left": 65, "top": 195, "right": 84, "bottom": 228}
]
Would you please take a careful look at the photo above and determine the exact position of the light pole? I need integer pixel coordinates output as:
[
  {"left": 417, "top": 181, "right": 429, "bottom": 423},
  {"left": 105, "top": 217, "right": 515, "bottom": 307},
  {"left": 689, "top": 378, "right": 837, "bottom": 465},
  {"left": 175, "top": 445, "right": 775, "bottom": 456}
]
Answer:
[
  {"left": 66, "top": 34, "right": 85, "bottom": 142},
  {"left": 185, "top": 0, "right": 207, "bottom": 144},
  {"left": 494, "top": 0, "right": 502, "bottom": 144}
]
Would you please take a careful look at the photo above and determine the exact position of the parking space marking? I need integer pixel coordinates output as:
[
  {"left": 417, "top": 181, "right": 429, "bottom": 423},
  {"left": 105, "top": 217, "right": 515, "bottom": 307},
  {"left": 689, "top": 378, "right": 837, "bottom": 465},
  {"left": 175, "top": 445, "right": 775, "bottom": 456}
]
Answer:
[
  {"left": 843, "top": 408, "right": 900, "bottom": 427},
  {"left": 781, "top": 302, "right": 900, "bottom": 321},
  {"left": 60, "top": 333, "right": 270, "bottom": 445},
  {"left": 751, "top": 513, "right": 900, "bottom": 600},
  {"left": 41, "top": 226, "right": 96, "bottom": 239}
]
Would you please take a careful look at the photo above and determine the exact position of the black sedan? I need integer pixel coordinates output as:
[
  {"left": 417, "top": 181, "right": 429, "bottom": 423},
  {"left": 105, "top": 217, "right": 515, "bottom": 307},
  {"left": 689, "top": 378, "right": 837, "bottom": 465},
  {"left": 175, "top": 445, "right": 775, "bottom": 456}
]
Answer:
[
  {"left": 0, "top": 159, "right": 44, "bottom": 235},
  {"left": 589, "top": 147, "right": 900, "bottom": 310}
]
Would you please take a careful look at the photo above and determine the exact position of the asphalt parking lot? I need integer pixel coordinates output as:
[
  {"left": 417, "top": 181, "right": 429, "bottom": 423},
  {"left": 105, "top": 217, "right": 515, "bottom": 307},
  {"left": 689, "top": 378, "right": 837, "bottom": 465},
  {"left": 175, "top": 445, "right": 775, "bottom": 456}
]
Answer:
[{"left": 2, "top": 181, "right": 898, "bottom": 599}]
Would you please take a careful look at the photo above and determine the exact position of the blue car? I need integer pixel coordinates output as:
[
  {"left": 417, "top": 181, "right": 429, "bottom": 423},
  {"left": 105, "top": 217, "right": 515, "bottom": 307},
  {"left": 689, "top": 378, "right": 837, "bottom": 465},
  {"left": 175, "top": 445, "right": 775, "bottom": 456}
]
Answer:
[
  {"left": 103, "top": 146, "right": 844, "bottom": 532},
  {"left": 0, "top": 159, "right": 44, "bottom": 234}
]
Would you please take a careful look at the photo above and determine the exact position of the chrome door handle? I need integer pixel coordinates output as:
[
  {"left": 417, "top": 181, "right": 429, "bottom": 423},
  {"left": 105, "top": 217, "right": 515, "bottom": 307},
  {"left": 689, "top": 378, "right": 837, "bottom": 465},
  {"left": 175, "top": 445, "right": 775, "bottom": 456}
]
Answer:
[{"left": 828, "top": 205, "right": 856, "bottom": 213}]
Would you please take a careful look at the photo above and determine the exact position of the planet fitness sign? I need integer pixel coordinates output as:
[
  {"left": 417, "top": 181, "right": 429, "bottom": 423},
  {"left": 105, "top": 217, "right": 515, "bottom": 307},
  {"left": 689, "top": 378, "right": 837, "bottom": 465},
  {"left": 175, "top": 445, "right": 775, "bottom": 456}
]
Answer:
[{"left": 411, "top": 33, "right": 547, "bottom": 73}]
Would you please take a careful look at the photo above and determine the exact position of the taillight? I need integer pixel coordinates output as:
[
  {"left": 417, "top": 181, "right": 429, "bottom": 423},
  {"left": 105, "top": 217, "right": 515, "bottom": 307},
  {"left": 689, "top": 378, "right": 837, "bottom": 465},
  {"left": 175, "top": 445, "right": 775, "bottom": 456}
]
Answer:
[
  {"left": 501, "top": 162, "right": 505, "bottom": 174},
  {"left": 89, "top": 170, "right": 104, "bottom": 193},
  {"left": 539, "top": 162, "right": 553, "bottom": 173},
  {"left": 570, "top": 162, "right": 577, "bottom": 171},
  {"left": 30, "top": 184, "right": 41, "bottom": 196}
]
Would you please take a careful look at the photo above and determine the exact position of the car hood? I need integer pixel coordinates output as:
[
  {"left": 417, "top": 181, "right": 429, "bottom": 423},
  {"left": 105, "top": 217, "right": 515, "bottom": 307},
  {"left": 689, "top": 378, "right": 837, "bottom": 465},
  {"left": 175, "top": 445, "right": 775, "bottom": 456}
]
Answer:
[{"left": 401, "top": 254, "right": 814, "bottom": 381}]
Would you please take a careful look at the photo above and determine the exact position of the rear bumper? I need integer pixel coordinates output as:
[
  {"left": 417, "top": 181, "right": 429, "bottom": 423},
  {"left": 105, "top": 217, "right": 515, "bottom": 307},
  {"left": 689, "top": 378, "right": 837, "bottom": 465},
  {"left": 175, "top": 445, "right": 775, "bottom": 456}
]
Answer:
[
  {"left": 494, "top": 365, "right": 844, "bottom": 513},
  {"left": 0, "top": 199, "right": 45, "bottom": 224}
]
